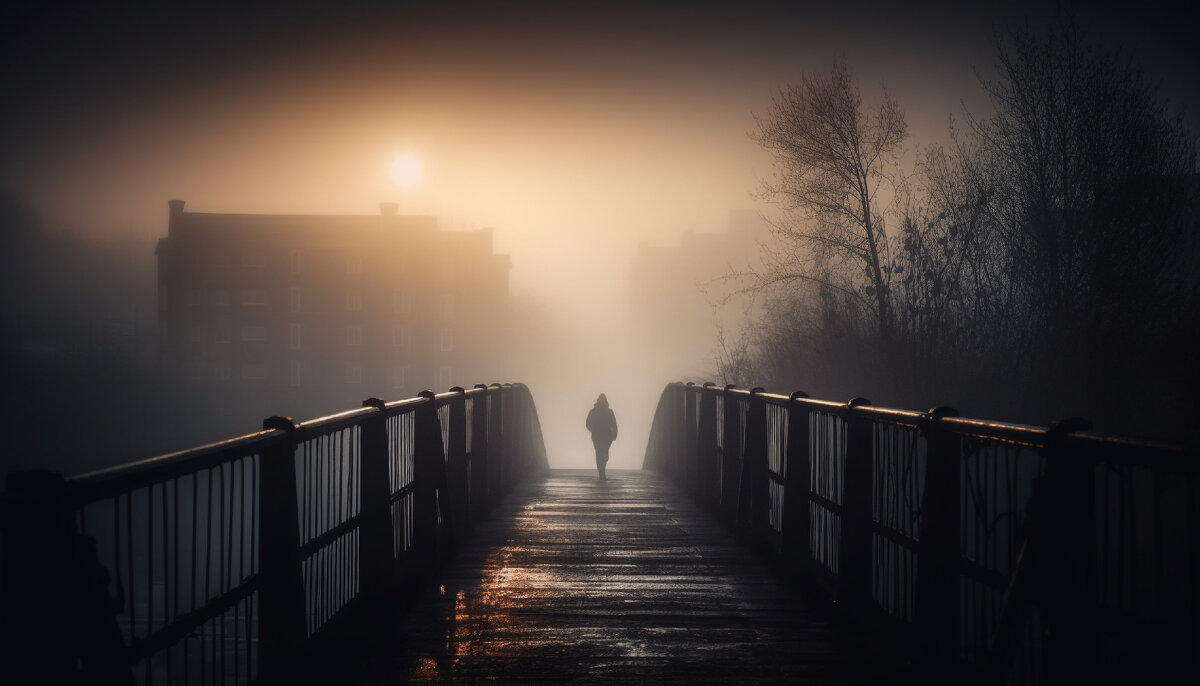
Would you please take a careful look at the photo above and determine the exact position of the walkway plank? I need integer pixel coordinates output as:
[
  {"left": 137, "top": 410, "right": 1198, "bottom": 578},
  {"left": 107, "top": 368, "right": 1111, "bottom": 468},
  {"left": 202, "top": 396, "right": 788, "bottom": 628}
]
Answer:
[{"left": 357, "top": 469, "right": 858, "bottom": 684}]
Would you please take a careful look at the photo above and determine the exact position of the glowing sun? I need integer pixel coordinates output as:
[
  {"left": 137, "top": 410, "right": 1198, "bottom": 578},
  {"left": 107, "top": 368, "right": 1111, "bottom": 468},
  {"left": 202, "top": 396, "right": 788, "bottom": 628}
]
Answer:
[{"left": 391, "top": 155, "right": 422, "bottom": 187}]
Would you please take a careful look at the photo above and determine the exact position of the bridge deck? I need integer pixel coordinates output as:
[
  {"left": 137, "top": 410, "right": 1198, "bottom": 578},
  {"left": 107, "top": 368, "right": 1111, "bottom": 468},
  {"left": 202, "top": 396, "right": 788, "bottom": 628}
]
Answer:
[{"left": 341, "top": 469, "right": 886, "bottom": 684}]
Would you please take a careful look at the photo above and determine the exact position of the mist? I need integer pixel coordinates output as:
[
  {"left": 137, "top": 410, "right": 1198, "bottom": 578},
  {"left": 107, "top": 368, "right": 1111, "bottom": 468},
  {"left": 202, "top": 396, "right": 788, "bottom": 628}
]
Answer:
[{"left": 2, "top": 1, "right": 1197, "bottom": 475}]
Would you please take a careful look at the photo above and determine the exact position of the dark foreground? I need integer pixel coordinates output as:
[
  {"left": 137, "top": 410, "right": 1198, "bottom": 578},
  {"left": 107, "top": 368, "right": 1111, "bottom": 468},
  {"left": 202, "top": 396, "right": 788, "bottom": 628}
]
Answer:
[{"left": 333, "top": 469, "right": 893, "bottom": 684}]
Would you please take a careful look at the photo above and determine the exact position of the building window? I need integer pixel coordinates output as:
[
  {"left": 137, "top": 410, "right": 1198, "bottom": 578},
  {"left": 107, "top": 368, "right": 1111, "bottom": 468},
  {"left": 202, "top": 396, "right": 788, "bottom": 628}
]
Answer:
[
  {"left": 289, "top": 323, "right": 302, "bottom": 350},
  {"left": 242, "top": 363, "right": 268, "bottom": 380},
  {"left": 438, "top": 365, "right": 453, "bottom": 390},
  {"left": 391, "top": 324, "right": 409, "bottom": 348},
  {"left": 212, "top": 290, "right": 230, "bottom": 307},
  {"left": 347, "top": 254, "right": 364, "bottom": 275},
  {"left": 392, "top": 289, "right": 411, "bottom": 314},
  {"left": 242, "top": 253, "right": 264, "bottom": 268},
  {"left": 241, "top": 325, "right": 268, "bottom": 342},
  {"left": 346, "top": 290, "right": 364, "bottom": 311},
  {"left": 242, "top": 290, "right": 268, "bottom": 307},
  {"left": 289, "top": 359, "right": 303, "bottom": 387},
  {"left": 346, "top": 362, "right": 363, "bottom": 385},
  {"left": 290, "top": 249, "right": 302, "bottom": 275},
  {"left": 289, "top": 287, "right": 301, "bottom": 313},
  {"left": 346, "top": 325, "right": 363, "bottom": 346},
  {"left": 439, "top": 293, "right": 455, "bottom": 320},
  {"left": 189, "top": 290, "right": 204, "bottom": 308},
  {"left": 439, "top": 328, "right": 454, "bottom": 352},
  {"left": 391, "top": 365, "right": 406, "bottom": 390}
]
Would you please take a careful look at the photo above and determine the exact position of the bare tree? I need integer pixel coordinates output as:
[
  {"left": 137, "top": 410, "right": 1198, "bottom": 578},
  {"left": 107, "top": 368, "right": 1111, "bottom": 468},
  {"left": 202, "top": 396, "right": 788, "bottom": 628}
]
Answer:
[
  {"left": 905, "top": 14, "right": 1200, "bottom": 424},
  {"left": 963, "top": 17, "right": 1196, "bottom": 359},
  {"left": 752, "top": 57, "right": 908, "bottom": 340}
]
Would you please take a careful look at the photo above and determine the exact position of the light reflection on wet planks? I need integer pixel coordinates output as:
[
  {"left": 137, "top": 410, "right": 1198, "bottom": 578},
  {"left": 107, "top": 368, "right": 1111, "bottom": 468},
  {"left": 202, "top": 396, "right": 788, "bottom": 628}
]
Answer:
[{"left": 374, "top": 469, "right": 851, "bottom": 684}]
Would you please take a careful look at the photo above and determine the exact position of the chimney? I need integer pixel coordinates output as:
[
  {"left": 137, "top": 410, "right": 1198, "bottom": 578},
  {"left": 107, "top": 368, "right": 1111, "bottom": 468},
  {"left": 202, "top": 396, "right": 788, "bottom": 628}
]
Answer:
[
  {"left": 167, "top": 199, "right": 185, "bottom": 237},
  {"left": 380, "top": 202, "right": 398, "bottom": 217}
]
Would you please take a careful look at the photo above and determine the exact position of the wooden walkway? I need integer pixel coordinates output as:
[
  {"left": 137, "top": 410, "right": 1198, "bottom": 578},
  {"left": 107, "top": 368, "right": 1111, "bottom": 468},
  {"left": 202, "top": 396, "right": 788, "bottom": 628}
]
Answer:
[{"left": 345, "top": 469, "right": 882, "bottom": 684}]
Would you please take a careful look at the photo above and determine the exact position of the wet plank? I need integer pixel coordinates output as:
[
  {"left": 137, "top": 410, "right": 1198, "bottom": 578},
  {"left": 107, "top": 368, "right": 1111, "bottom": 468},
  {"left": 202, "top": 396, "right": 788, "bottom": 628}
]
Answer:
[{"left": 352, "top": 469, "right": 862, "bottom": 684}]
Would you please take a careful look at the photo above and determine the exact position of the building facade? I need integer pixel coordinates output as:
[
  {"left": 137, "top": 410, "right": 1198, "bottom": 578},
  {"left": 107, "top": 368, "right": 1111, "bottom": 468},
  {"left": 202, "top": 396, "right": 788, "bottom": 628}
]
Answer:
[
  {"left": 156, "top": 200, "right": 510, "bottom": 417},
  {"left": 629, "top": 210, "right": 767, "bottom": 379}
]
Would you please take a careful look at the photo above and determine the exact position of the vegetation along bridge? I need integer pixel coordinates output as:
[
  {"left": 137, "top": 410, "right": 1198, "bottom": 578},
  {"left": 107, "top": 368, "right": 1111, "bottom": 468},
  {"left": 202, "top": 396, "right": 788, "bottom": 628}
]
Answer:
[{"left": 2, "top": 382, "right": 1197, "bottom": 684}]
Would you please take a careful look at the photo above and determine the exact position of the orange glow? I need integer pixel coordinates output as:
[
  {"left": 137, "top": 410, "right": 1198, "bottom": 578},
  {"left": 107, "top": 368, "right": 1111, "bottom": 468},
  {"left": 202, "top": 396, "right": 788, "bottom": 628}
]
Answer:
[{"left": 391, "top": 155, "right": 422, "bottom": 188}]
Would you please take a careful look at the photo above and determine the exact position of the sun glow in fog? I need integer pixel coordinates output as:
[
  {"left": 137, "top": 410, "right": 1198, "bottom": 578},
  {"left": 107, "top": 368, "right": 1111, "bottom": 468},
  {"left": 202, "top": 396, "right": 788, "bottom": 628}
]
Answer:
[{"left": 391, "top": 155, "right": 422, "bottom": 187}]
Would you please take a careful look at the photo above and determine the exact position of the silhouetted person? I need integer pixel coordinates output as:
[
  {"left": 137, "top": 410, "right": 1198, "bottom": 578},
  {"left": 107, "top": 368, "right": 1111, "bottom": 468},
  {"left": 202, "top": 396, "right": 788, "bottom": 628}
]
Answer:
[{"left": 586, "top": 393, "right": 618, "bottom": 481}]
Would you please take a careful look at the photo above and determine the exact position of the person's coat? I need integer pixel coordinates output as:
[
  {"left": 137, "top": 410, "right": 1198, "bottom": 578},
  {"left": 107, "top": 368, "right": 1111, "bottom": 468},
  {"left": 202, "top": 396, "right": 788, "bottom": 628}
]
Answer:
[{"left": 586, "top": 394, "right": 618, "bottom": 445}]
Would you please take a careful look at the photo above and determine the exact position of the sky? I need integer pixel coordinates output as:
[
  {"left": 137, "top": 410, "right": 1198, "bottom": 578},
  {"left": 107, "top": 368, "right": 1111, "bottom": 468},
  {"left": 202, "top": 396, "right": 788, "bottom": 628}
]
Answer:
[{"left": 2, "top": 0, "right": 1197, "bottom": 467}]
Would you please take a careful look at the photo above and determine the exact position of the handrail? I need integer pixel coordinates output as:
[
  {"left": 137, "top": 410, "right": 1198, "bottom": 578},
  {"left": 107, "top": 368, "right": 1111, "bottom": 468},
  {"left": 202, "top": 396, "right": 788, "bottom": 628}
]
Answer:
[
  {"left": 1, "top": 382, "right": 548, "bottom": 685},
  {"left": 643, "top": 381, "right": 1199, "bottom": 684},
  {"left": 68, "top": 429, "right": 284, "bottom": 500}
]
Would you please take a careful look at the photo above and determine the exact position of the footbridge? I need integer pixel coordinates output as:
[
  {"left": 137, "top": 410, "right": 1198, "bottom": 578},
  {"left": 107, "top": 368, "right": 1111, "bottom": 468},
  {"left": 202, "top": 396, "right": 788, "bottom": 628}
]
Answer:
[{"left": 2, "top": 382, "right": 1197, "bottom": 684}]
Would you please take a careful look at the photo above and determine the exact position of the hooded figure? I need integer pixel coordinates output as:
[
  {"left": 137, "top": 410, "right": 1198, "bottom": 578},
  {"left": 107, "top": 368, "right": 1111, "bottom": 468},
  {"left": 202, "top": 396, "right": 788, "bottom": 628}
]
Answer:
[{"left": 585, "top": 393, "right": 618, "bottom": 481}]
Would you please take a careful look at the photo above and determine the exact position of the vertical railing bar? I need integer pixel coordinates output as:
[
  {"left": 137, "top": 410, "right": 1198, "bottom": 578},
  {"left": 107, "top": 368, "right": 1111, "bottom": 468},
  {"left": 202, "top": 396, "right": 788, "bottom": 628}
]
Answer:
[
  {"left": 166, "top": 479, "right": 175, "bottom": 681},
  {"left": 217, "top": 465, "right": 227, "bottom": 683},
  {"left": 223, "top": 461, "right": 232, "bottom": 686},
  {"left": 989, "top": 445, "right": 998, "bottom": 598},
  {"left": 249, "top": 455, "right": 258, "bottom": 683},
  {"left": 148, "top": 483, "right": 156, "bottom": 639},
  {"left": 304, "top": 441, "right": 312, "bottom": 547},
  {"left": 146, "top": 484, "right": 154, "bottom": 686},
  {"left": 319, "top": 435, "right": 327, "bottom": 630},
  {"left": 332, "top": 432, "right": 340, "bottom": 624},
  {"left": 1152, "top": 470, "right": 1164, "bottom": 612},
  {"left": 1100, "top": 460, "right": 1112, "bottom": 604},
  {"left": 1124, "top": 462, "right": 1135, "bottom": 611},
  {"left": 328, "top": 429, "right": 334, "bottom": 536},
  {"left": 126, "top": 490, "right": 135, "bottom": 642},
  {"left": 233, "top": 461, "right": 243, "bottom": 686},
  {"left": 201, "top": 475, "right": 209, "bottom": 686},
  {"left": 188, "top": 473, "right": 197, "bottom": 685},
  {"left": 206, "top": 466, "right": 216, "bottom": 613}
]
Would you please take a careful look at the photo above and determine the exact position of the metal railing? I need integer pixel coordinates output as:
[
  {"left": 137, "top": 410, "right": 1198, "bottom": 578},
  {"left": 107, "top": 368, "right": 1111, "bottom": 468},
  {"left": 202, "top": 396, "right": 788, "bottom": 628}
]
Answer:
[
  {"left": 643, "top": 382, "right": 1199, "bottom": 684},
  {"left": 1, "top": 383, "right": 547, "bottom": 685}
]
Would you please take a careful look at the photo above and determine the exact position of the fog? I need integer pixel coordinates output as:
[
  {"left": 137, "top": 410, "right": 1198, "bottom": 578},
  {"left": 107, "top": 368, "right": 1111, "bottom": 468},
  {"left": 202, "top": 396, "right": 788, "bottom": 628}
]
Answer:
[{"left": 2, "top": 1, "right": 1196, "bottom": 474}]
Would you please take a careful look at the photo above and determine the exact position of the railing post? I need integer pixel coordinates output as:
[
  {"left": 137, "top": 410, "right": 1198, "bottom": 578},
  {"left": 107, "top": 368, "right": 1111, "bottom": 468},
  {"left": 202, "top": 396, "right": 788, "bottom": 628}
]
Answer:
[
  {"left": 412, "top": 393, "right": 449, "bottom": 566},
  {"left": 662, "top": 384, "right": 678, "bottom": 479},
  {"left": 509, "top": 385, "right": 522, "bottom": 477},
  {"left": 684, "top": 383, "right": 699, "bottom": 497},
  {"left": 916, "top": 406, "right": 961, "bottom": 669},
  {"left": 258, "top": 416, "right": 306, "bottom": 684},
  {"left": 721, "top": 385, "right": 742, "bottom": 524},
  {"left": 738, "top": 388, "right": 769, "bottom": 544},
  {"left": 502, "top": 384, "right": 515, "bottom": 489},
  {"left": 470, "top": 384, "right": 490, "bottom": 518},
  {"left": 697, "top": 383, "right": 719, "bottom": 507},
  {"left": 524, "top": 384, "right": 550, "bottom": 471},
  {"left": 513, "top": 384, "right": 527, "bottom": 474},
  {"left": 2, "top": 470, "right": 132, "bottom": 685},
  {"left": 359, "top": 398, "right": 393, "bottom": 599},
  {"left": 488, "top": 383, "right": 504, "bottom": 504},
  {"left": 1042, "top": 417, "right": 1098, "bottom": 683},
  {"left": 446, "top": 387, "right": 470, "bottom": 539},
  {"left": 782, "top": 392, "right": 812, "bottom": 573},
  {"left": 838, "top": 397, "right": 874, "bottom": 617}
]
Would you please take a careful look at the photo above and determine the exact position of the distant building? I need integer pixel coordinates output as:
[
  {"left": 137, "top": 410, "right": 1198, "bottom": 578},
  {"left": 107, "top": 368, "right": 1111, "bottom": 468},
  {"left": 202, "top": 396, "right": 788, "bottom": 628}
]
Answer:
[
  {"left": 629, "top": 210, "right": 767, "bottom": 377},
  {"left": 156, "top": 200, "right": 510, "bottom": 415}
]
